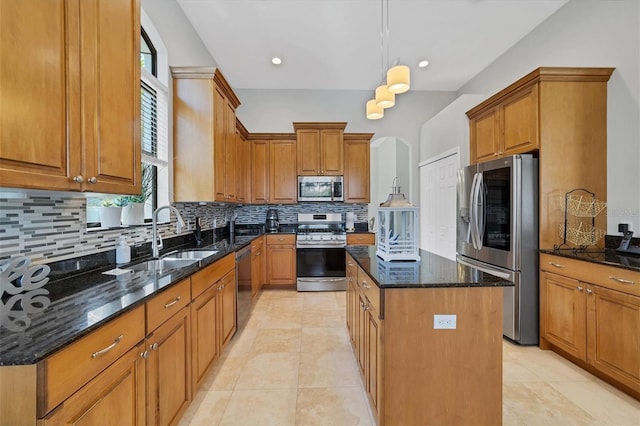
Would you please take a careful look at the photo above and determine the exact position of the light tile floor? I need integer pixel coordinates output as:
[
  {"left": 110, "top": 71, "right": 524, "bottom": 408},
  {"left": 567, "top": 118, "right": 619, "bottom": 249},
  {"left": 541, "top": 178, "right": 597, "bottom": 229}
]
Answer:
[{"left": 180, "top": 290, "right": 640, "bottom": 426}]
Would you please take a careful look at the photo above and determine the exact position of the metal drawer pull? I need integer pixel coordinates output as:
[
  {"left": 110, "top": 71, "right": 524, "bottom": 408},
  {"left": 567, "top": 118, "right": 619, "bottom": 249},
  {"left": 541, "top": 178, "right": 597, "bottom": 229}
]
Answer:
[
  {"left": 577, "top": 286, "right": 583, "bottom": 292},
  {"left": 361, "top": 281, "right": 371, "bottom": 289},
  {"left": 150, "top": 343, "right": 159, "bottom": 351},
  {"left": 91, "top": 335, "right": 123, "bottom": 358},
  {"left": 549, "top": 262, "right": 565, "bottom": 268},
  {"left": 164, "top": 296, "right": 181, "bottom": 308},
  {"left": 609, "top": 276, "right": 635, "bottom": 285},
  {"left": 586, "top": 289, "right": 593, "bottom": 295}
]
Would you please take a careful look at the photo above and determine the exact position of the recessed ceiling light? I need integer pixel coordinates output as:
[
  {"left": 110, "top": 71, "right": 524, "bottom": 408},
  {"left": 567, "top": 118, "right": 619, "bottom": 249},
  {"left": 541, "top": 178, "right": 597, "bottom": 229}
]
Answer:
[
  {"left": 271, "top": 57, "right": 282, "bottom": 65},
  {"left": 418, "top": 60, "right": 430, "bottom": 68}
]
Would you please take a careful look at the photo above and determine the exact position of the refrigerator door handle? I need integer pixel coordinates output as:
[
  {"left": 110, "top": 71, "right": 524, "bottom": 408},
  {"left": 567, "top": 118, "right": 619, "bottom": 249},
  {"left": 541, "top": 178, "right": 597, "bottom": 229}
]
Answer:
[
  {"left": 470, "top": 172, "right": 481, "bottom": 250},
  {"left": 457, "top": 256, "right": 513, "bottom": 280},
  {"left": 476, "top": 172, "right": 485, "bottom": 249}
]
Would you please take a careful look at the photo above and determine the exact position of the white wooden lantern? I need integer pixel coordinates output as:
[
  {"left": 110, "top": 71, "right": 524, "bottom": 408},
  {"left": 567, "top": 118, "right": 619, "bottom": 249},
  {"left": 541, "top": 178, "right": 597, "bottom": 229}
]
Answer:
[{"left": 376, "top": 205, "right": 420, "bottom": 261}]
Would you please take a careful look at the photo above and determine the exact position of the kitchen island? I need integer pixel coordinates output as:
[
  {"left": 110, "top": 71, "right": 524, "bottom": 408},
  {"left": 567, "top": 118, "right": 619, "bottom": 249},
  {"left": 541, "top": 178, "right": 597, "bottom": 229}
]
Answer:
[{"left": 345, "top": 246, "right": 513, "bottom": 426}]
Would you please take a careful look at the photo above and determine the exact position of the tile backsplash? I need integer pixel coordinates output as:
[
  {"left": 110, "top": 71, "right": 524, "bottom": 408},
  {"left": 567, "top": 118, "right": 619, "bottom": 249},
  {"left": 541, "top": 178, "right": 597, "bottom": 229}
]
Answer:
[{"left": 0, "top": 193, "right": 369, "bottom": 265}]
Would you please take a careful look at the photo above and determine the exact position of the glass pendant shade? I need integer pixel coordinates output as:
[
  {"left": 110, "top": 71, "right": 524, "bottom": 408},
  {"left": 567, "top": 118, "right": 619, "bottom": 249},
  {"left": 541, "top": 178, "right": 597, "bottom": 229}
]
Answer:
[
  {"left": 387, "top": 65, "right": 410, "bottom": 94},
  {"left": 366, "top": 99, "right": 384, "bottom": 120},
  {"left": 375, "top": 84, "right": 395, "bottom": 108}
]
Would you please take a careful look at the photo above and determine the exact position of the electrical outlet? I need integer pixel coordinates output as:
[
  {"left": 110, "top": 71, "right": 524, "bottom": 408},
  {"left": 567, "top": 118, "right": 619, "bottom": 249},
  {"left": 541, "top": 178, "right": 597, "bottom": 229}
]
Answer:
[{"left": 434, "top": 314, "right": 457, "bottom": 329}]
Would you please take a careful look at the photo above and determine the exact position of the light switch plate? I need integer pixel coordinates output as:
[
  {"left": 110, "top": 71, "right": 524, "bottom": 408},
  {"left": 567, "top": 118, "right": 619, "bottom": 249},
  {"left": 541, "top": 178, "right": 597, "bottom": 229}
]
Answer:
[{"left": 434, "top": 314, "right": 457, "bottom": 329}]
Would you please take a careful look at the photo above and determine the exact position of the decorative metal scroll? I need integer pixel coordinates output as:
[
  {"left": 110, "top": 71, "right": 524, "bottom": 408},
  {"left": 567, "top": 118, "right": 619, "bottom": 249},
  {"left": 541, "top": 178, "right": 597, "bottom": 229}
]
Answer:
[{"left": 1, "top": 257, "right": 51, "bottom": 331}]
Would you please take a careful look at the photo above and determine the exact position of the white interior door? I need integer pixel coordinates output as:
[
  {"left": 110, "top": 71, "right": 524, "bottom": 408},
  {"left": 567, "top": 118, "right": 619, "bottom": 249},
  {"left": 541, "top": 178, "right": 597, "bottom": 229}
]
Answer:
[{"left": 419, "top": 150, "right": 459, "bottom": 260}]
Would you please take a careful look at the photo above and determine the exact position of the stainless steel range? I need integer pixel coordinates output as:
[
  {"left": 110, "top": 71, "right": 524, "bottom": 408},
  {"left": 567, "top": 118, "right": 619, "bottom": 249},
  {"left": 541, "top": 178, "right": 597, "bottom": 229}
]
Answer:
[{"left": 296, "top": 213, "right": 347, "bottom": 291}]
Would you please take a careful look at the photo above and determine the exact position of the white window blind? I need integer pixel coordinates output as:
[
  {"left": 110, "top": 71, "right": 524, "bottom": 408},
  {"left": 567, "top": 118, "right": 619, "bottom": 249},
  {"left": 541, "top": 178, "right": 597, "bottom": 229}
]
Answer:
[{"left": 141, "top": 68, "right": 169, "bottom": 168}]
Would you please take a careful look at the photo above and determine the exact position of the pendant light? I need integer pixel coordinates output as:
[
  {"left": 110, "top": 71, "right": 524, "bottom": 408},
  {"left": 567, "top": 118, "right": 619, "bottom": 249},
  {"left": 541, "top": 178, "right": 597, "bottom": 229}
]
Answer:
[
  {"left": 387, "top": 64, "right": 410, "bottom": 94},
  {"left": 366, "top": 99, "right": 384, "bottom": 119},
  {"left": 375, "top": 84, "right": 395, "bottom": 108}
]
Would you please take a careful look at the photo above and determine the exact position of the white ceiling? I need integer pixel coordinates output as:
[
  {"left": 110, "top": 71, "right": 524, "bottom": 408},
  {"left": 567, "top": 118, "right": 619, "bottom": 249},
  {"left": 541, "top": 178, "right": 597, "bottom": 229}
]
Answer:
[{"left": 176, "top": 0, "right": 569, "bottom": 92}]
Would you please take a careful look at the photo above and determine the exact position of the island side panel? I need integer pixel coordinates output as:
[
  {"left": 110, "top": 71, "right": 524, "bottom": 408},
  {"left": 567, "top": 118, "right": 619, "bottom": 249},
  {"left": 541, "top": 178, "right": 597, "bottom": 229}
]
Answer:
[
  {"left": 383, "top": 286, "right": 503, "bottom": 426},
  {"left": 0, "top": 364, "right": 37, "bottom": 426}
]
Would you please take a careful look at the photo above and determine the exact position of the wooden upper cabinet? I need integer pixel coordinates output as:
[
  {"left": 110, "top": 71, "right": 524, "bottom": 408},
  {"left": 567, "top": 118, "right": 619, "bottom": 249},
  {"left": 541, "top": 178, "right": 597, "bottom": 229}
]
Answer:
[
  {"left": 467, "top": 67, "right": 614, "bottom": 248},
  {"left": 294, "top": 122, "right": 346, "bottom": 175},
  {"left": 468, "top": 84, "right": 538, "bottom": 164},
  {"left": 269, "top": 139, "right": 297, "bottom": 204},
  {"left": 235, "top": 120, "right": 250, "bottom": 204},
  {"left": 171, "top": 67, "right": 240, "bottom": 202},
  {"left": 0, "top": 0, "right": 141, "bottom": 194},
  {"left": 344, "top": 133, "right": 373, "bottom": 203},
  {"left": 250, "top": 139, "right": 269, "bottom": 204}
]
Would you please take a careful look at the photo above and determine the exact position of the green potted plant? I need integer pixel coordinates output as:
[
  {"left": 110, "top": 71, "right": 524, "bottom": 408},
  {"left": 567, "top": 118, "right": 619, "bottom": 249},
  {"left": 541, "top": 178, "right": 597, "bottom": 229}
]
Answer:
[
  {"left": 119, "top": 164, "right": 153, "bottom": 226},
  {"left": 100, "top": 197, "right": 123, "bottom": 228}
]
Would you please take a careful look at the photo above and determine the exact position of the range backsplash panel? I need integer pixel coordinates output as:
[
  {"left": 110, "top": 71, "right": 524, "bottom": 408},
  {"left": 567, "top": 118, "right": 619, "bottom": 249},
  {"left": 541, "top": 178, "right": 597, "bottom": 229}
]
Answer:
[{"left": 0, "top": 194, "right": 369, "bottom": 265}]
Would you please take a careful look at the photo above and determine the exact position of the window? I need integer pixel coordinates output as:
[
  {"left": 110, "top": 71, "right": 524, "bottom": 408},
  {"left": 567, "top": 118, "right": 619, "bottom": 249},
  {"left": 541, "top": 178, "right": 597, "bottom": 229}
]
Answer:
[{"left": 87, "top": 27, "right": 169, "bottom": 227}]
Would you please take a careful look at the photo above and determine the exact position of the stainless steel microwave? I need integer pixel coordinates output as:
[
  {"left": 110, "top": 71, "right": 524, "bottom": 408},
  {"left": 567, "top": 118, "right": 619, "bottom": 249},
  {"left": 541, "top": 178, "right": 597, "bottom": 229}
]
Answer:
[{"left": 298, "top": 176, "right": 343, "bottom": 202}]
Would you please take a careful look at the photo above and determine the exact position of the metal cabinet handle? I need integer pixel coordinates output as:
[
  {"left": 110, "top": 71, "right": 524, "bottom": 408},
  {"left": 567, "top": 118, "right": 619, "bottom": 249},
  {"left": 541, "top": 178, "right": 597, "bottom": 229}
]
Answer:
[
  {"left": 549, "top": 262, "right": 565, "bottom": 268},
  {"left": 73, "top": 175, "right": 84, "bottom": 183},
  {"left": 88, "top": 177, "right": 97, "bottom": 184},
  {"left": 150, "top": 343, "right": 159, "bottom": 351},
  {"left": 140, "top": 350, "right": 149, "bottom": 359},
  {"left": 609, "top": 276, "right": 635, "bottom": 285},
  {"left": 586, "top": 289, "right": 593, "bottom": 295},
  {"left": 164, "top": 296, "right": 181, "bottom": 308},
  {"left": 577, "top": 286, "right": 583, "bottom": 292},
  {"left": 91, "top": 335, "right": 123, "bottom": 358},
  {"left": 361, "top": 281, "right": 371, "bottom": 289}
]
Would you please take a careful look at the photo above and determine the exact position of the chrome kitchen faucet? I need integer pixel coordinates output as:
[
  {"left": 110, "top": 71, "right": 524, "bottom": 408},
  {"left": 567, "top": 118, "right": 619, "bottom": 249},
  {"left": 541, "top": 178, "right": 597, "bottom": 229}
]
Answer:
[{"left": 152, "top": 205, "right": 186, "bottom": 258}]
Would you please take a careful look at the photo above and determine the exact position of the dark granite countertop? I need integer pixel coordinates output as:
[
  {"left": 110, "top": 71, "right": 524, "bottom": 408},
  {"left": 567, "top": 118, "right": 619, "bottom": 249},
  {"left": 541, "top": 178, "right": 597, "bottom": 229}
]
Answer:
[
  {"left": 346, "top": 246, "right": 514, "bottom": 289},
  {"left": 539, "top": 248, "right": 640, "bottom": 272},
  {"left": 0, "top": 234, "right": 258, "bottom": 366}
]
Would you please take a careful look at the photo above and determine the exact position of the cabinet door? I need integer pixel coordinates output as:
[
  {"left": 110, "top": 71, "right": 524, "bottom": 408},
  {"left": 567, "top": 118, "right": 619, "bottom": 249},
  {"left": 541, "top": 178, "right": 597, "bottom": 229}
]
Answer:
[
  {"left": 219, "top": 270, "right": 237, "bottom": 347},
  {"left": 501, "top": 85, "right": 539, "bottom": 156},
  {"left": 236, "top": 131, "right": 248, "bottom": 203},
  {"left": 540, "top": 271, "right": 586, "bottom": 360},
  {"left": 344, "top": 138, "right": 370, "bottom": 203},
  {"left": 251, "top": 237, "right": 265, "bottom": 297},
  {"left": 586, "top": 284, "right": 640, "bottom": 392},
  {"left": 297, "top": 129, "right": 321, "bottom": 175},
  {"left": 224, "top": 101, "right": 237, "bottom": 202},
  {"left": 266, "top": 245, "right": 296, "bottom": 285},
  {"left": 356, "top": 292, "right": 367, "bottom": 373},
  {"left": 42, "top": 342, "right": 146, "bottom": 426},
  {"left": 191, "top": 285, "right": 219, "bottom": 392},
  {"left": 269, "top": 140, "right": 297, "bottom": 204},
  {"left": 213, "top": 87, "right": 227, "bottom": 202},
  {"left": 320, "top": 129, "right": 343, "bottom": 175},
  {"left": 146, "top": 306, "right": 191, "bottom": 426},
  {"left": 365, "top": 306, "right": 381, "bottom": 416},
  {"left": 80, "top": 0, "right": 140, "bottom": 195},
  {"left": 470, "top": 108, "right": 500, "bottom": 164},
  {"left": 0, "top": 0, "right": 81, "bottom": 191},
  {"left": 251, "top": 140, "right": 269, "bottom": 204}
]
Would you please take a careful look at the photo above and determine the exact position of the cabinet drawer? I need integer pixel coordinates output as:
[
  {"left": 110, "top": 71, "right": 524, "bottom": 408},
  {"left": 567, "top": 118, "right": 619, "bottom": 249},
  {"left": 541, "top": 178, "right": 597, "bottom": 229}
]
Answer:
[
  {"left": 358, "top": 268, "right": 381, "bottom": 315},
  {"left": 266, "top": 234, "right": 296, "bottom": 245},
  {"left": 347, "top": 233, "right": 375, "bottom": 246},
  {"left": 147, "top": 278, "right": 191, "bottom": 332},
  {"left": 191, "top": 253, "right": 235, "bottom": 298},
  {"left": 251, "top": 236, "right": 264, "bottom": 251},
  {"left": 38, "top": 305, "right": 145, "bottom": 416},
  {"left": 541, "top": 254, "right": 639, "bottom": 297}
]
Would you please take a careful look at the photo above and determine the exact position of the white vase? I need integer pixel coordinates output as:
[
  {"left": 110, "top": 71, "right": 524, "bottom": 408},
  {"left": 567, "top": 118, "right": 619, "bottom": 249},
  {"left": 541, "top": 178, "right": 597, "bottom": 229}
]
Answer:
[
  {"left": 121, "top": 203, "right": 145, "bottom": 226},
  {"left": 100, "top": 206, "right": 122, "bottom": 228}
]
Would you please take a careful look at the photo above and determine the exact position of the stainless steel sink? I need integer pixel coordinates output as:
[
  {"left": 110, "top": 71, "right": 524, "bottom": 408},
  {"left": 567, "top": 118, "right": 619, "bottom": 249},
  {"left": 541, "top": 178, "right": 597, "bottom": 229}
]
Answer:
[
  {"left": 126, "top": 258, "right": 198, "bottom": 272},
  {"left": 162, "top": 250, "right": 219, "bottom": 260}
]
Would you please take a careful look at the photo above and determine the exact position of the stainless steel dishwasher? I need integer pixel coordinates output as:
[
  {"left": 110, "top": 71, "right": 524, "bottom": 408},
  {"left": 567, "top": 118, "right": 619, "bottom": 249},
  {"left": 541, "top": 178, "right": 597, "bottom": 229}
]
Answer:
[{"left": 235, "top": 244, "right": 252, "bottom": 331}]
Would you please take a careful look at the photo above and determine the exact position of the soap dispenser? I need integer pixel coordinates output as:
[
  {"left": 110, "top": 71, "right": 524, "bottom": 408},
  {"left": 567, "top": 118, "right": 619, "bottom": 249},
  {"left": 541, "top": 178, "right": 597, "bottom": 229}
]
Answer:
[{"left": 116, "top": 236, "right": 131, "bottom": 265}]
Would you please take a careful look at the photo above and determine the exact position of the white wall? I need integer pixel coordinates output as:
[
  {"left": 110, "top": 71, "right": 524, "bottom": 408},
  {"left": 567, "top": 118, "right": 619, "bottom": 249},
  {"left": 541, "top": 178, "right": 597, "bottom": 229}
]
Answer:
[
  {"left": 457, "top": 0, "right": 640, "bottom": 235},
  {"left": 419, "top": 94, "right": 487, "bottom": 169},
  {"left": 142, "top": 0, "right": 216, "bottom": 67}
]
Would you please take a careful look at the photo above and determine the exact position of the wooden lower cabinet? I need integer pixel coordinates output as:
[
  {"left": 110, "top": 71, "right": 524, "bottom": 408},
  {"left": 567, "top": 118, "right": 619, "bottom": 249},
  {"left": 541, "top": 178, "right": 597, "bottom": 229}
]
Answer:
[
  {"left": 539, "top": 271, "right": 586, "bottom": 359},
  {"left": 266, "top": 234, "right": 296, "bottom": 286},
  {"left": 191, "top": 284, "right": 220, "bottom": 391},
  {"left": 219, "top": 270, "right": 237, "bottom": 347},
  {"left": 540, "top": 253, "right": 640, "bottom": 398},
  {"left": 42, "top": 342, "right": 146, "bottom": 426},
  {"left": 251, "top": 236, "right": 266, "bottom": 296},
  {"left": 146, "top": 306, "right": 192, "bottom": 426}
]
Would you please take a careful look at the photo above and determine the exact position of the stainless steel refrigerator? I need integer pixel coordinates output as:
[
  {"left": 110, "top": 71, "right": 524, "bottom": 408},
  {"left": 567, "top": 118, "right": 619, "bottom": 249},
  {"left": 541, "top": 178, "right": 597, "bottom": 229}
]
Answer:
[{"left": 457, "top": 154, "right": 539, "bottom": 345}]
